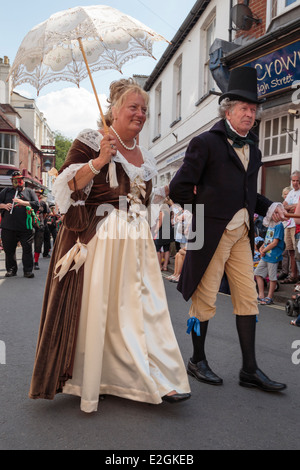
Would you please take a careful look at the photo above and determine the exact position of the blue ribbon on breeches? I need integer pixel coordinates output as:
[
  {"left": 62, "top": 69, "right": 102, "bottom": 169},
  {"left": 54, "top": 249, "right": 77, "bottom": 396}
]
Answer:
[{"left": 186, "top": 317, "right": 201, "bottom": 336}]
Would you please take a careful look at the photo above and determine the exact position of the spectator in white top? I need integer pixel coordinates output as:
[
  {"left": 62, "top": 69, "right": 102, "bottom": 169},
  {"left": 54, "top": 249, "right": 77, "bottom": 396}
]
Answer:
[{"left": 281, "top": 171, "right": 300, "bottom": 283}]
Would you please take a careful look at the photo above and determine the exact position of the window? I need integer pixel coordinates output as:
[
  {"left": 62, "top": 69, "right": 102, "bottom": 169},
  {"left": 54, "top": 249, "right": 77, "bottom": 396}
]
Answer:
[
  {"left": 269, "top": 0, "right": 300, "bottom": 20},
  {"left": 28, "top": 147, "right": 32, "bottom": 173},
  {"left": 0, "top": 133, "right": 17, "bottom": 165},
  {"left": 155, "top": 83, "right": 162, "bottom": 138},
  {"left": 263, "top": 115, "right": 295, "bottom": 157},
  {"left": 165, "top": 172, "right": 171, "bottom": 184},
  {"left": 172, "top": 56, "right": 182, "bottom": 123},
  {"left": 261, "top": 160, "right": 292, "bottom": 201},
  {"left": 270, "top": 0, "right": 278, "bottom": 18},
  {"left": 204, "top": 18, "right": 216, "bottom": 93},
  {"left": 159, "top": 174, "right": 166, "bottom": 186},
  {"left": 176, "top": 61, "right": 182, "bottom": 119}
]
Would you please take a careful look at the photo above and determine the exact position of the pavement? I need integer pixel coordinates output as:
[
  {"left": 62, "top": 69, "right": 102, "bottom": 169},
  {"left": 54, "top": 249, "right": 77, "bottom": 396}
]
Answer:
[
  {"left": 0, "top": 246, "right": 299, "bottom": 451},
  {"left": 0, "top": 246, "right": 296, "bottom": 308}
]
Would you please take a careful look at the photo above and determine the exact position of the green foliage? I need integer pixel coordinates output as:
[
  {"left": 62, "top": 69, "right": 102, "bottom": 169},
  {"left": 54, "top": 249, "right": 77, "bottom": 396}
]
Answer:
[{"left": 54, "top": 132, "right": 73, "bottom": 171}]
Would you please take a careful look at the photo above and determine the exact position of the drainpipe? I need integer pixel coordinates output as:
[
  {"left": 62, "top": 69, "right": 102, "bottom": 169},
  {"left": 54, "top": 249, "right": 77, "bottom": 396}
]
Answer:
[{"left": 229, "top": 0, "right": 233, "bottom": 42}]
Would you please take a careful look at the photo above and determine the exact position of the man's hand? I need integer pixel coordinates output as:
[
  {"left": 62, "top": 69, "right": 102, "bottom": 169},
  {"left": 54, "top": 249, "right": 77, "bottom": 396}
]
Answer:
[
  {"left": 0, "top": 203, "right": 12, "bottom": 211},
  {"left": 271, "top": 204, "right": 287, "bottom": 223},
  {"left": 13, "top": 197, "right": 29, "bottom": 207}
]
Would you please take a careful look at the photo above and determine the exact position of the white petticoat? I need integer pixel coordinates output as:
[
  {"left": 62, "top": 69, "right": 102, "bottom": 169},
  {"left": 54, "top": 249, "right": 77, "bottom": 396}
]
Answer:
[{"left": 62, "top": 209, "right": 190, "bottom": 412}]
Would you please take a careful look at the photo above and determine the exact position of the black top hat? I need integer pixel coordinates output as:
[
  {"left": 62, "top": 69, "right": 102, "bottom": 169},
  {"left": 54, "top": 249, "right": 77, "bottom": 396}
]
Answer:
[
  {"left": 11, "top": 170, "right": 23, "bottom": 178},
  {"left": 219, "top": 66, "right": 260, "bottom": 104}
]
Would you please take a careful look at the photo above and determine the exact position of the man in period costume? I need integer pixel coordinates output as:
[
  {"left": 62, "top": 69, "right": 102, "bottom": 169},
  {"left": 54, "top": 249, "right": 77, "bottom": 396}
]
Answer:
[
  {"left": 169, "top": 66, "right": 287, "bottom": 392},
  {"left": 0, "top": 170, "right": 39, "bottom": 278}
]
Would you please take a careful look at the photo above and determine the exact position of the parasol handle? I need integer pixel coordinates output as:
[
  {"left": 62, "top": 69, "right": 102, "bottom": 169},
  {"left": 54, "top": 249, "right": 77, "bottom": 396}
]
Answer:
[{"left": 78, "top": 38, "right": 109, "bottom": 134}]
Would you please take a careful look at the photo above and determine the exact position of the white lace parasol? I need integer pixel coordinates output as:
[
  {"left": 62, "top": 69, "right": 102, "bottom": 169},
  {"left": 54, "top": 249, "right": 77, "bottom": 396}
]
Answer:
[
  {"left": 9, "top": 5, "right": 167, "bottom": 93},
  {"left": 8, "top": 5, "right": 168, "bottom": 129}
]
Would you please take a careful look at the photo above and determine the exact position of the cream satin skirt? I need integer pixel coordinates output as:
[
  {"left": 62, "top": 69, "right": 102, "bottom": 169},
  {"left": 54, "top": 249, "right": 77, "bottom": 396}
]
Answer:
[{"left": 63, "top": 210, "right": 190, "bottom": 412}]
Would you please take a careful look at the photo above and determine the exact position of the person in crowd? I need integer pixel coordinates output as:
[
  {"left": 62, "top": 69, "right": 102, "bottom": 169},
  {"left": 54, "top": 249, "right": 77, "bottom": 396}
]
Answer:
[
  {"left": 277, "top": 186, "right": 292, "bottom": 280},
  {"left": 169, "top": 66, "right": 287, "bottom": 392},
  {"left": 285, "top": 196, "right": 300, "bottom": 292},
  {"left": 253, "top": 236, "right": 264, "bottom": 265},
  {"left": 41, "top": 192, "right": 51, "bottom": 259},
  {"left": 148, "top": 185, "right": 169, "bottom": 238},
  {"left": 281, "top": 173, "right": 300, "bottom": 284},
  {"left": 166, "top": 208, "right": 192, "bottom": 282},
  {"left": 33, "top": 189, "right": 50, "bottom": 270},
  {"left": 0, "top": 214, "right": 2, "bottom": 250},
  {"left": 174, "top": 208, "right": 192, "bottom": 251},
  {"left": 153, "top": 198, "right": 174, "bottom": 271},
  {"left": 29, "top": 78, "right": 191, "bottom": 413},
  {"left": 166, "top": 246, "right": 187, "bottom": 283},
  {"left": 168, "top": 202, "right": 182, "bottom": 252},
  {"left": 283, "top": 201, "right": 300, "bottom": 326},
  {"left": 47, "top": 204, "right": 60, "bottom": 247},
  {"left": 0, "top": 171, "right": 39, "bottom": 278},
  {"left": 43, "top": 217, "right": 51, "bottom": 258},
  {"left": 290, "top": 315, "right": 300, "bottom": 327},
  {"left": 253, "top": 213, "right": 267, "bottom": 239},
  {"left": 255, "top": 221, "right": 285, "bottom": 305}
]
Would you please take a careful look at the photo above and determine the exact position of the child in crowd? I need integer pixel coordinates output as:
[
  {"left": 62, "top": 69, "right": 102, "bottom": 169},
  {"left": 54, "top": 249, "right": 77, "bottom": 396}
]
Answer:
[
  {"left": 253, "top": 236, "right": 264, "bottom": 266},
  {"left": 254, "top": 222, "right": 285, "bottom": 305}
]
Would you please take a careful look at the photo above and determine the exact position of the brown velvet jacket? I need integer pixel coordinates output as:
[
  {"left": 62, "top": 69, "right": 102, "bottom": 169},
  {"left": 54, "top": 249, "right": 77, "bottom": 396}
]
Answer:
[{"left": 29, "top": 139, "right": 152, "bottom": 400}]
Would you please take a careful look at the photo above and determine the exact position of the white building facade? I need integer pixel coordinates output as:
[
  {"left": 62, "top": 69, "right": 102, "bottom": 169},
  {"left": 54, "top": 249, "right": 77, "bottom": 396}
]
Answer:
[
  {"left": 143, "top": 0, "right": 300, "bottom": 202},
  {"left": 0, "top": 56, "right": 56, "bottom": 194},
  {"left": 11, "top": 91, "right": 56, "bottom": 192}
]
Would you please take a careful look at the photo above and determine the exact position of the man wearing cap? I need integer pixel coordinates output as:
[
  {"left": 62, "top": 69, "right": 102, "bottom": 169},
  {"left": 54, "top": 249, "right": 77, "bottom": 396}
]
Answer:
[
  {"left": 169, "top": 67, "right": 287, "bottom": 392},
  {"left": 0, "top": 171, "right": 39, "bottom": 278}
]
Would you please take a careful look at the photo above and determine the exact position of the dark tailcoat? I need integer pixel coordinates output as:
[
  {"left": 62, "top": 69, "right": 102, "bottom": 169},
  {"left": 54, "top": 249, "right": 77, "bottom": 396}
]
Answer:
[{"left": 169, "top": 119, "right": 273, "bottom": 301}]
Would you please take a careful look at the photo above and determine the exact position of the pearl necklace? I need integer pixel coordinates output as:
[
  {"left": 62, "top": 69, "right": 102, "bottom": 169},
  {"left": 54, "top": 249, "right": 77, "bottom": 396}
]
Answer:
[{"left": 111, "top": 126, "right": 137, "bottom": 151}]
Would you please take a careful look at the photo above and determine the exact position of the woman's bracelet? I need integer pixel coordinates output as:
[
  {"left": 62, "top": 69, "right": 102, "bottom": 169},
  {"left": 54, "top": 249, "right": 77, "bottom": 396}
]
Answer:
[{"left": 88, "top": 159, "right": 101, "bottom": 175}]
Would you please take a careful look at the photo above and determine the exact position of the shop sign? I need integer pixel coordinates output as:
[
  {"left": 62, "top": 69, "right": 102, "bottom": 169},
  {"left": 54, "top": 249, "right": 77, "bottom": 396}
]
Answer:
[
  {"left": 166, "top": 150, "right": 186, "bottom": 165},
  {"left": 244, "top": 40, "right": 300, "bottom": 98}
]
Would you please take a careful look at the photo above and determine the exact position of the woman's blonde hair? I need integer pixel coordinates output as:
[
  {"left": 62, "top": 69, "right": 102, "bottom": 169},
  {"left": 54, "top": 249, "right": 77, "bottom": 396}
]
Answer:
[
  {"left": 98, "top": 78, "right": 149, "bottom": 128},
  {"left": 282, "top": 186, "right": 291, "bottom": 198}
]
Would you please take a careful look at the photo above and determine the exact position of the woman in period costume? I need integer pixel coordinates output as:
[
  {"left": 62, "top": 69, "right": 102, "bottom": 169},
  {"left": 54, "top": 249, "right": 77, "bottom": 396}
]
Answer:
[{"left": 29, "top": 79, "right": 191, "bottom": 413}]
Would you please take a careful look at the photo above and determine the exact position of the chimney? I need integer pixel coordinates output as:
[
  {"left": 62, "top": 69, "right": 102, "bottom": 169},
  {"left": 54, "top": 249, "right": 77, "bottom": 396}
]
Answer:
[{"left": 0, "top": 56, "right": 12, "bottom": 104}]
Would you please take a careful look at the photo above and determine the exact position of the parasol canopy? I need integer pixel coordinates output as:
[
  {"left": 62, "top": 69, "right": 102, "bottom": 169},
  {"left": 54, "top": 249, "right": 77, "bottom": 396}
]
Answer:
[{"left": 8, "top": 5, "right": 169, "bottom": 129}]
